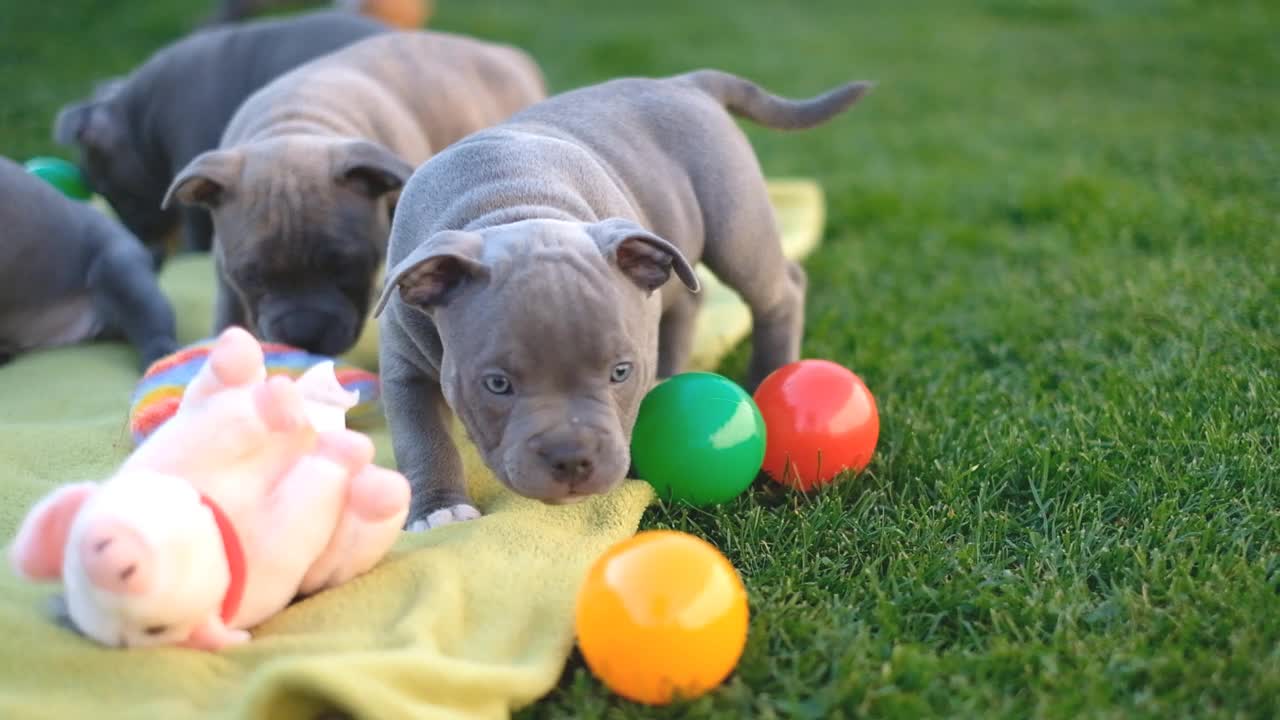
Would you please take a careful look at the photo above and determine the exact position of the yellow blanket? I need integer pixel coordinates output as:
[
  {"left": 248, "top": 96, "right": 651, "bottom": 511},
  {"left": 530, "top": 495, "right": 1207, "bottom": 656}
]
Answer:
[{"left": 0, "top": 180, "right": 825, "bottom": 720}]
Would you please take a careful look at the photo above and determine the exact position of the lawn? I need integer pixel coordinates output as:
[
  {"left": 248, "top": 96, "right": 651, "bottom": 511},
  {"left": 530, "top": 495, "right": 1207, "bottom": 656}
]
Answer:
[{"left": 3, "top": 0, "right": 1279, "bottom": 717}]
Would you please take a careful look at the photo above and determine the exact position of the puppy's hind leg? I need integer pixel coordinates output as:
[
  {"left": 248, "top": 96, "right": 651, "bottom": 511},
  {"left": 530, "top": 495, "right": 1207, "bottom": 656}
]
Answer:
[
  {"left": 701, "top": 192, "right": 807, "bottom": 391},
  {"left": 657, "top": 290, "right": 703, "bottom": 378},
  {"left": 88, "top": 238, "right": 178, "bottom": 370},
  {"left": 746, "top": 257, "right": 807, "bottom": 391}
]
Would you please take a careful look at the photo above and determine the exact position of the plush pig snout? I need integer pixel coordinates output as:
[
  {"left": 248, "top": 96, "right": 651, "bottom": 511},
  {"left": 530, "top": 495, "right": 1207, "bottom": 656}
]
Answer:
[{"left": 79, "top": 519, "right": 153, "bottom": 596}]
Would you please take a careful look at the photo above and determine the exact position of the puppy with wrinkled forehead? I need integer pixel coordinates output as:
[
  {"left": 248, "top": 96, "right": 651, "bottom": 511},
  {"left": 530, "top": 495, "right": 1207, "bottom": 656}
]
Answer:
[
  {"left": 375, "top": 70, "right": 872, "bottom": 529},
  {"left": 163, "top": 31, "right": 545, "bottom": 356}
]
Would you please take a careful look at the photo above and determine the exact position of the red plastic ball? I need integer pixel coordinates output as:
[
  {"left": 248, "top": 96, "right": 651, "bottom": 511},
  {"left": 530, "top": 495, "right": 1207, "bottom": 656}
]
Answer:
[{"left": 752, "top": 359, "right": 879, "bottom": 491}]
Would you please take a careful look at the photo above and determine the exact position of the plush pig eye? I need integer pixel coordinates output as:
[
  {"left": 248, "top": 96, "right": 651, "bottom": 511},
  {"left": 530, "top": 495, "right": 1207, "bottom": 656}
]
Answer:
[
  {"left": 144, "top": 624, "right": 169, "bottom": 636},
  {"left": 482, "top": 374, "right": 512, "bottom": 395},
  {"left": 610, "top": 362, "right": 634, "bottom": 384}
]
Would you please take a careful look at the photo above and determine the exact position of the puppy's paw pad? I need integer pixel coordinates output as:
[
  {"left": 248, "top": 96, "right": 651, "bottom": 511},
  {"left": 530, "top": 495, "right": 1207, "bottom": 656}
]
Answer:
[{"left": 414, "top": 504, "right": 481, "bottom": 530}]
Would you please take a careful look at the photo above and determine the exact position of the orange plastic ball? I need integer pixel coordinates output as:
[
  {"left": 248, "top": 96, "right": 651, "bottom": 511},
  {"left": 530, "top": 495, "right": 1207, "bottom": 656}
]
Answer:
[
  {"left": 574, "top": 530, "right": 749, "bottom": 705},
  {"left": 354, "top": 0, "right": 431, "bottom": 29},
  {"left": 753, "top": 359, "right": 879, "bottom": 491}
]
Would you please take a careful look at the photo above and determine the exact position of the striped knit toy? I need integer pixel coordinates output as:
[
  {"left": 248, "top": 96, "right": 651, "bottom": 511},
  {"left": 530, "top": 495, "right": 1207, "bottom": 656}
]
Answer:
[{"left": 129, "top": 338, "right": 380, "bottom": 445}]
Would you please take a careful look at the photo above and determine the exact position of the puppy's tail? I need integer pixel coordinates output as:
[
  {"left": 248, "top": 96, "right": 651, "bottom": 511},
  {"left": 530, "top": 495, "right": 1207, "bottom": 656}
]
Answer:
[{"left": 680, "top": 69, "right": 872, "bottom": 130}]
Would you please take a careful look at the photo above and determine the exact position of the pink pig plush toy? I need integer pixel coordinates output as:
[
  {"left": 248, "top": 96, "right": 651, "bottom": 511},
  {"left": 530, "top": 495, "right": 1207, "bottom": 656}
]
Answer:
[{"left": 7, "top": 327, "right": 409, "bottom": 650}]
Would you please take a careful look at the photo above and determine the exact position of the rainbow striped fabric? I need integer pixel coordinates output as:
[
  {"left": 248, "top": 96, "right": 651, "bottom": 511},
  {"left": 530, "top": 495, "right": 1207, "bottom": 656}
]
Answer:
[{"left": 128, "top": 338, "right": 380, "bottom": 444}]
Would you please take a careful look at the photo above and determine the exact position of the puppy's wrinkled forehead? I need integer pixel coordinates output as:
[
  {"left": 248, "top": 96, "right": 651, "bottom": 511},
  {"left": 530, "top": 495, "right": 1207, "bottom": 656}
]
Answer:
[
  {"left": 234, "top": 148, "right": 341, "bottom": 232},
  {"left": 224, "top": 149, "right": 379, "bottom": 268},
  {"left": 477, "top": 224, "right": 636, "bottom": 376}
]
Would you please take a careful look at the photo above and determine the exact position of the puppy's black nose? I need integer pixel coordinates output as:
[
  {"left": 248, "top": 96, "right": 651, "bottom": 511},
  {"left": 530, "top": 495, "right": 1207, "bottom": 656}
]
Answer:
[{"left": 538, "top": 442, "right": 594, "bottom": 482}]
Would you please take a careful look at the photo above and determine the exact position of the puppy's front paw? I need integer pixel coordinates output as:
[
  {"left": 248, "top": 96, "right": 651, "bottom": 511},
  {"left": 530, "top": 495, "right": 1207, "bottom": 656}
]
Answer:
[
  {"left": 407, "top": 504, "right": 481, "bottom": 532},
  {"left": 138, "top": 337, "right": 178, "bottom": 373}
]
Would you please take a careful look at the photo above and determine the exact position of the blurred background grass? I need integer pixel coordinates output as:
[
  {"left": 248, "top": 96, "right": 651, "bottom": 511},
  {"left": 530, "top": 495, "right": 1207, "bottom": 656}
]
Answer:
[{"left": 1, "top": 0, "right": 1278, "bottom": 717}]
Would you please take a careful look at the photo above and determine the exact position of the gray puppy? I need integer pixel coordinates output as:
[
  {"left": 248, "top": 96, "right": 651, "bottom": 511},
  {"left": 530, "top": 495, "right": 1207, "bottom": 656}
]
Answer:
[
  {"left": 162, "top": 31, "right": 545, "bottom": 357},
  {"left": 0, "top": 157, "right": 176, "bottom": 370},
  {"left": 54, "top": 11, "right": 389, "bottom": 264},
  {"left": 374, "top": 70, "right": 871, "bottom": 528}
]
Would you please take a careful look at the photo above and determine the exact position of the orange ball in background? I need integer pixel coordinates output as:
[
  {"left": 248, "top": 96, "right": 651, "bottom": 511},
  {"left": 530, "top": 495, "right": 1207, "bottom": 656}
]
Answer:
[
  {"left": 574, "top": 531, "right": 749, "bottom": 705},
  {"left": 753, "top": 359, "right": 879, "bottom": 491},
  {"left": 344, "top": 0, "right": 432, "bottom": 29}
]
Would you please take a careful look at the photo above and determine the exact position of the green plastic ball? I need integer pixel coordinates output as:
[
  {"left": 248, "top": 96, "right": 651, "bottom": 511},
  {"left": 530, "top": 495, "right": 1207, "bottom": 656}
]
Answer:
[
  {"left": 630, "top": 372, "right": 767, "bottom": 506},
  {"left": 25, "top": 156, "right": 93, "bottom": 201}
]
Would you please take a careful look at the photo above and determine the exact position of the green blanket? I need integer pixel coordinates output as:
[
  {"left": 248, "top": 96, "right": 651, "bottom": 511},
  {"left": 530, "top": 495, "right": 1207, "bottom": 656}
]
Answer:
[{"left": 0, "top": 179, "right": 825, "bottom": 720}]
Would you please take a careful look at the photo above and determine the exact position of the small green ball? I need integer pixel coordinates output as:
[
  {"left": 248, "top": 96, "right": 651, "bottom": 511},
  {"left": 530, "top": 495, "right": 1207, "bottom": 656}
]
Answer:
[
  {"left": 25, "top": 156, "right": 93, "bottom": 201},
  {"left": 630, "top": 372, "right": 767, "bottom": 506}
]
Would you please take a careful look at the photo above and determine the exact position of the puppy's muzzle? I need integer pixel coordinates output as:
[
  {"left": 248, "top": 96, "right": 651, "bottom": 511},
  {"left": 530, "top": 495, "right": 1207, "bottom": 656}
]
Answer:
[
  {"left": 525, "top": 426, "right": 616, "bottom": 499},
  {"left": 537, "top": 438, "right": 596, "bottom": 484},
  {"left": 264, "top": 308, "right": 353, "bottom": 356}
]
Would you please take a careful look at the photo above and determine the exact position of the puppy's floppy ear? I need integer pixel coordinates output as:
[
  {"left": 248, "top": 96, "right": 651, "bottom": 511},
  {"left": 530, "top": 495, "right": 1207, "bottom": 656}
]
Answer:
[
  {"left": 53, "top": 102, "right": 93, "bottom": 146},
  {"left": 591, "top": 218, "right": 700, "bottom": 294},
  {"left": 373, "top": 230, "right": 487, "bottom": 316},
  {"left": 9, "top": 483, "right": 97, "bottom": 581},
  {"left": 162, "top": 150, "right": 242, "bottom": 210},
  {"left": 53, "top": 100, "right": 119, "bottom": 149},
  {"left": 332, "top": 139, "right": 415, "bottom": 200}
]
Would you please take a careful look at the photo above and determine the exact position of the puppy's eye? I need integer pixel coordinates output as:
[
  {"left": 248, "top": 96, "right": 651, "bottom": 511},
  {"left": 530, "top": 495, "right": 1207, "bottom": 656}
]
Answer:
[
  {"left": 610, "top": 362, "right": 634, "bottom": 384},
  {"left": 144, "top": 624, "right": 169, "bottom": 636},
  {"left": 482, "top": 374, "right": 513, "bottom": 395}
]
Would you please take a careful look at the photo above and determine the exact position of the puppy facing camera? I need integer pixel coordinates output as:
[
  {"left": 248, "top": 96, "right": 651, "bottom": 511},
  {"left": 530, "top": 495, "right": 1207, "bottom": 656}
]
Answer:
[{"left": 377, "top": 70, "right": 871, "bottom": 527}]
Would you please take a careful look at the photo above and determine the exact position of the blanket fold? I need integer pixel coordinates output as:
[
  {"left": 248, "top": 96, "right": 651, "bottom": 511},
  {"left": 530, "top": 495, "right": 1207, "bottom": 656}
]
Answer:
[{"left": 0, "top": 179, "right": 824, "bottom": 720}]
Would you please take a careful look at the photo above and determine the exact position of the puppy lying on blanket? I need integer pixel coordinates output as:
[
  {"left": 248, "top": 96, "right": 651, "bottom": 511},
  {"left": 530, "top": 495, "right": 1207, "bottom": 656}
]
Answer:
[
  {"left": 0, "top": 156, "right": 175, "bottom": 370},
  {"left": 54, "top": 11, "right": 390, "bottom": 262},
  {"left": 375, "top": 70, "right": 871, "bottom": 528},
  {"left": 164, "top": 31, "right": 546, "bottom": 357},
  {"left": 8, "top": 327, "right": 409, "bottom": 650}
]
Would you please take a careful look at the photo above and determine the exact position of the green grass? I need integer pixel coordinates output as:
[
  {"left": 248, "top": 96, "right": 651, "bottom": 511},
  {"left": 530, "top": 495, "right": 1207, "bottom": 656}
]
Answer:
[{"left": 3, "top": 0, "right": 1279, "bottom": 717}]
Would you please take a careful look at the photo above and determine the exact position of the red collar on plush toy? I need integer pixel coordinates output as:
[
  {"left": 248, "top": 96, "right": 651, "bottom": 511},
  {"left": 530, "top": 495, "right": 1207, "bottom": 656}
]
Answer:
[{"left": 198, "top": 493, "right": 246, "bottom": 624}]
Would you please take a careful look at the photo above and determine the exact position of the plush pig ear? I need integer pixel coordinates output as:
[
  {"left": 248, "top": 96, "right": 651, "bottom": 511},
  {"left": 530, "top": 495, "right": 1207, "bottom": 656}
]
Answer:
[
  {"left": 297, "top": 361, "right": 358, "bottom": 409},
  {"left": 298, "top": 361, "right": 359, "bottom": 432},
  {"left": 162, "top": 150, "right": 243, "bottom": 210},
  {"left": 9, "top": 483, "right": 97, "bottom": 581},
  {"left": 590, "top": 218, "right": 700, "bottom": 294},
  {"left": 373, "top": 230, "right": 488, "bottom": 316}
]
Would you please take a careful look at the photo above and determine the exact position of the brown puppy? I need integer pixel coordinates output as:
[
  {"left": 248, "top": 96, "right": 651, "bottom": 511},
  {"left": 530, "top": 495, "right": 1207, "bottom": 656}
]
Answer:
[{"left": 164, "top": 31, "right": 545, "bottom": 355}]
